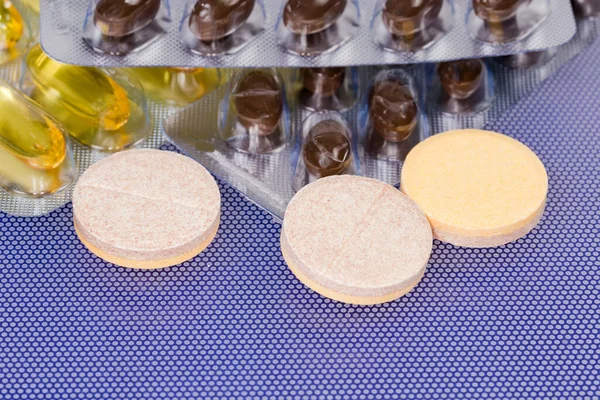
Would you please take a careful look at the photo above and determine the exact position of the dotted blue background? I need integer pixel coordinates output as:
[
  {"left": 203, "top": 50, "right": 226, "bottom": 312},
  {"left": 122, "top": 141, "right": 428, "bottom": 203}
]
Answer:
[{"left": 1, "top": 44, "right": 599, "bottom": 400}]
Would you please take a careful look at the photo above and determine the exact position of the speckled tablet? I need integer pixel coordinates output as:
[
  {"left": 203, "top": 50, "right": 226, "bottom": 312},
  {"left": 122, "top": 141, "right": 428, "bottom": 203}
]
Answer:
[
  {"left": 73, "top": 149, "right": 221, "bottom": 269},
  {"left": 401, "top": 129, "right": 548, "bottom": 248},
  {"left": 281, "top": 175, "right": 433, "bottom": 305}
]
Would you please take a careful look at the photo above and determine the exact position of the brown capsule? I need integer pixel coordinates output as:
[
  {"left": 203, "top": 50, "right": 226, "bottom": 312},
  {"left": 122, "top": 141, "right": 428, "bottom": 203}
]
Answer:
[
  {"left": 369, "top": 79, "right": 418, "bottom": 143},
  {"left": 94, "top": 0, "right": 161, "bottom": 38},
  {"left": 188, "top": 0, "right": 255, "bottom": 41},
  {"left": 472, "top": 0, "right": 524, "bottom": 22},
  {"left": 438, "top": 59, "right": 484, "bottom": 100},
  {"left": 571, "top": 0, "right": 600, "bottom": 18},
  {"left": 283, "top": 0, "right": 347, "bottom": 35},
  {"left": 233, "top": 70, "right": 283, "bottom": 136},
  {"left": 302, "top": 67, "right": 345, "bottom": 97},
  {"left": 382, "top": 0, "right": 443, "bottom": 37},
  {"left": 303, "top": 120, "right": 352, "bottom": 179}
]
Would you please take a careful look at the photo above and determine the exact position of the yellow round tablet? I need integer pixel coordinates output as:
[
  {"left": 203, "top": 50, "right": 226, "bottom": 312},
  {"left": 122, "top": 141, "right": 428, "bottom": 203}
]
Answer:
[{"left": 401, "top": 129, "right": 548, "bottom": 248}]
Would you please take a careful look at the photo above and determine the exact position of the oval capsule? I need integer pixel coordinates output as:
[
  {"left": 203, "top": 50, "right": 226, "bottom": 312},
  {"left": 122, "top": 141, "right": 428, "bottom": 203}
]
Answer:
[
  {"left": 127, "top": 67, "right": 221, "bottom": 107},
  {"left": 0, "top": 0, "right": 24, "bottom": 50},
  {"left": 369, "top": 78, "right": 418, "bottom": 143},
  {"left": 94, "top": 0, "right": 161, "bottom": 38},
  {"left": 0, "top": 81, "right": 74, "bottom": 196},
  {"left": 27, "top": 45, "right": 130, "bottom": 132},
  {"left": 26, "top": 45, "right": 150, "bottom": 151}
]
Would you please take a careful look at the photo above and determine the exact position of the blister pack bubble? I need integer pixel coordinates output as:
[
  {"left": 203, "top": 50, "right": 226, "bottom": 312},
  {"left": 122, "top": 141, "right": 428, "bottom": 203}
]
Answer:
[
  {"left": 39, "top": 0, "right": 576, "bottom": 68},
  {"left": 163, "top": 18, "right": 598, "bottom": 221}
]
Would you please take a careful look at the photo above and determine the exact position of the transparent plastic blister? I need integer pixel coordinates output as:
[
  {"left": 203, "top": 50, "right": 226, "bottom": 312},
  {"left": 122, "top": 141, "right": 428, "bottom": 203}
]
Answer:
[
  {"left": 371, "top": 0, "right": 454, "bottom": 52},
  {"left": 21, "top": 0, "right": 38, "bottom": 14},
  {"left": 428, "top": 58, "right": 494, "bottom": 115},
  {"left": 291, "top": 111, "right": 358, "bottom": 192},
  {"left": 83, "top": 0, "right": 171, "bottom": 56},
  {"left": 181, "top": 0, "right": 265, "bottom": 56},
  {"left": 220, "top": 68, "right": 289, "bottom": 155},
  {"left": 358, "top": 68, "right": 430, "bottom": 183},
  {"left": 275, "top": 0, "right": 360, "bottom": 56},
  {"left": 21, "top": 45, "right": 152, "bottom": 151},
  {"left": 466, "top": 0, "right": 550, "bottom": 44},
  {"left": 40, "top": 0, "right": 576, "bottom": 68},
  {"left": 1, "top": 0, "right": 38, "bottom": 65},
  {"left": 0, "top": 79, "right": 77, "bottom": 205},
  {"left": 125, "top": 67, "right": 223, "bottom": 107},
  {"left": 297, "top": 66, "right": 358, "bottom": 112},
  {"left": 496, "top": 47, "right": 558, "bottom": 69}
]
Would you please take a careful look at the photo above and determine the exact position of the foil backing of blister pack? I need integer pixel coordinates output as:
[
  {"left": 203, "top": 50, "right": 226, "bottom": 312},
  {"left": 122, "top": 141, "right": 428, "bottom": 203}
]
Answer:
[
  {"left": 0, "top": 70, "right": 172, "bottom": 217},
  {"left": 163, "top": 19, "right": 598, "bottom": 221},
  {"left": 40, "top": 0, "right": 576, "bottom": 68}
]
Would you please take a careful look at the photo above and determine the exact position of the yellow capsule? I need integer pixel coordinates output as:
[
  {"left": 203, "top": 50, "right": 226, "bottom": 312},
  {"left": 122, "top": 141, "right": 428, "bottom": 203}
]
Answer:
[
  {"left": 21, "top": 0, "right": 38, "bottom": 14},
  {"left": 26, "top": 45, "right": 150, "bottom": 151},
  {"left": 0, "top": 0, "right": 23, "bottom": 50},
  {"left": 27, "top": 45, "right": 131, "bottom": 132},
  {"left": 127, "top": 67, "right": 222, "bottom": 107},
  {"left": 31, "top": 86, "right": 148, "bottom": 151},
  {"left": 0, "top": 81, "right": 71, "bottom": 196}
]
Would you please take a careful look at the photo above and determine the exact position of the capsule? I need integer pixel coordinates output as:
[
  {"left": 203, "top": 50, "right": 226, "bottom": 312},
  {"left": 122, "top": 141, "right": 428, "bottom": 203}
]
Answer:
[
  {"left": 0, "top": 0, "right": 24, "bottom": 51},
  {"left": 0, "top": 81, "right": 73, "bottom": 196},
  {"left": 369, "top": 78, "right": 418, "bottom": 143},
  {"left": 26, "top": 45, "right": 149, "bottom": 151},
  {"left": 94, "top": 0, "right": 161, "bottom": 38},
  {"left": 303, "top": 120, "right": 352, "bottom": 179},
  {"left": 21, "top": 0, "right": 38, "bottom": 13},
  {"left": 127, "top": 67, "right": 221, "bottom": 107}
]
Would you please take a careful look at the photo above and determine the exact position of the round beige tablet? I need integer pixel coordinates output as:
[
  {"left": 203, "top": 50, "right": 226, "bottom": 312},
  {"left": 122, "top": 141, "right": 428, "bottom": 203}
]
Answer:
[
  {"left": 401, "top": 129, "right": 548, "bottom": 248},
  {"left": 281, "top": 175, "right": 433, "bottom": 305},
  {"left": 73, "top": 149, "right": 221, "bottom": 269}
]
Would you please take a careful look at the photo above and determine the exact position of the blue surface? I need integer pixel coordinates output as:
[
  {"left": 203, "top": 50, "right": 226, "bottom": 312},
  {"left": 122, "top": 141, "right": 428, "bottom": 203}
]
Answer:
[{"left": 1, "top": 45, "right": 599, "bottom": 399}]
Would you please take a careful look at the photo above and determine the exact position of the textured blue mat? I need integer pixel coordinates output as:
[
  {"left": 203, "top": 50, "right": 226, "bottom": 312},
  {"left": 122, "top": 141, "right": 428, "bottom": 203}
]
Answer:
[{"left": 1, "top": 43, "right": 599, "bottom": 399}]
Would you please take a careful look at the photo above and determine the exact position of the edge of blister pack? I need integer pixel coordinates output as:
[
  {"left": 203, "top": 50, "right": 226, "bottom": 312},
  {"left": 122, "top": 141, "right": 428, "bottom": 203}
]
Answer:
[{"left": 39, "top": 0, "right": 577, "bottom": 68}]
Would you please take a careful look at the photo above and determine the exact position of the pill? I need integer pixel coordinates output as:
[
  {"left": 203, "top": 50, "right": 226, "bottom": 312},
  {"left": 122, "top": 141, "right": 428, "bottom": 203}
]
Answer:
[
  {"left": 370, "top": 78, "right": 418, "bottom": 143},
  {"left": 382, "top": 0, "right": 443, "bottom": 38},
  {"left": 73, "top": 149, "right": 221, "bottom": 269},
  {"left": 127, "top": 67, "right": 221, "bottom": 107},
  {"left": 302, "top": 67, "right": 345, "bottom": 97},
  {"left": 438, "top": 59, "right": 485, "bottom": 100},
  {"left": 188, "top": 0, "right": 255, "bottom": 41},
  {"left": 0, "top": 81, "right": 74, "bottom": 197},
  {"left": 94, "top": 0, "right": 161, "bottom": 38},
  {"left": 0, "top": 0, "right": 23, "bottom": 51},
  {"left": 302, "top": 119, "right": 352, "bottom": 179},
  {"left": 281, "top": 175, "right": 433, "bottom": 305},
  {"left": 401, "top": 129, "right": 548, "bottom": 248},
  {"left": 233, "top": 70, "right": 283, "bottom": 136},
  {"left": 283, "top": 0, "right": 347, "bottom": 35}
]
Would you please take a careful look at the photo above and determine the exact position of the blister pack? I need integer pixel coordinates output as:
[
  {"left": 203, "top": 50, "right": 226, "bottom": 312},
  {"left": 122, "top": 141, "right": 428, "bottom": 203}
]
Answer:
[
  {"left": 40, "top": 0, "right": 576, "bottom": 68},
  {"left": 163, "top": 16, "right": 598, "bottom": 221},
  {"left": 0, "top": 46, "right": 221, "bottom": 217}
]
